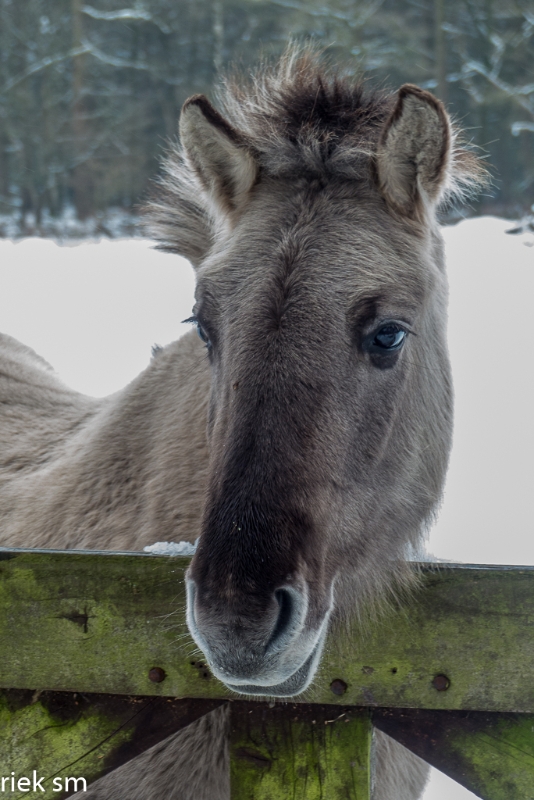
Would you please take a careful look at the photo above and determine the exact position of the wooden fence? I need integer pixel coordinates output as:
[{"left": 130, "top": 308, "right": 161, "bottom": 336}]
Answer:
[{"left": 1, "top": 547, "right": 534, "bottom": 798}]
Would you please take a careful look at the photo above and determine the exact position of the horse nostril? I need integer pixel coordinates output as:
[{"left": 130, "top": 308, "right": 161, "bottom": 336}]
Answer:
[{"left": 267, "top": 588, "right": 294, "bottom": 651}]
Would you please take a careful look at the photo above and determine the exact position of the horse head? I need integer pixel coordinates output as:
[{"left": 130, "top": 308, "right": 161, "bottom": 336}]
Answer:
[{"left": 148, "top": 50, "right": 484, "bottom": 696}]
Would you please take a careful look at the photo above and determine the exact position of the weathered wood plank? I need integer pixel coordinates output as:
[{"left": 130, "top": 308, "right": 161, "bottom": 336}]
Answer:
[
  {"left": 0, "top": 689, "right": 222, "bottom": 799},
  {"left": 373, "top": 707, "right": 534, "bottom": 800},
  {"left": 1, "top": 549, "right": 534, "bottom": 712},
  {"left": 229, "top": 703, "right": 371, "bottom": 799},
  {"left": 316, "top": 563, "right": 534, "bottom": 713},
  {"left": 0, "top": 549, "right": 229, "bottom": 701}
]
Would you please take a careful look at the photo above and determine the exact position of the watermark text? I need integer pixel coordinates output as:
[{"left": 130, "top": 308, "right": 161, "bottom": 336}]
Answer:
[{"left": 1, "top": 772, "right": 86, "bottom": 793}]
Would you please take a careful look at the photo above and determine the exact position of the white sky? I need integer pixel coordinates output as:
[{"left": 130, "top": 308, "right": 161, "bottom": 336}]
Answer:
[{"left": 1, "top": 217, "right": 532, "bottom": 800}]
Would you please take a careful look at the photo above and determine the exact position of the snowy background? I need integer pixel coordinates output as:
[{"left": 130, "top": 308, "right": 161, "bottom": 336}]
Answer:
[{"left": 1, "top": 216, "right": 533, "bottom": 799}]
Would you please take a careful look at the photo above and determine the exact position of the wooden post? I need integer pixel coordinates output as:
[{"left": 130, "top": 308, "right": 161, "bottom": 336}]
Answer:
[{"left": 229, "top": 702, "right": 372, "bottom": 800}]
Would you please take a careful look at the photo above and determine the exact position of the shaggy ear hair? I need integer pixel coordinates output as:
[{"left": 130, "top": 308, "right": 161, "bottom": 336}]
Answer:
[
  {"left": 376, "top": 85, "right": 450, "bottom": 215},
  {"left": 180, "top": 95, "right": 258, "bottom": 215},
  {"left": 143, "top": 157, "right": 215, "bottom": 267}
]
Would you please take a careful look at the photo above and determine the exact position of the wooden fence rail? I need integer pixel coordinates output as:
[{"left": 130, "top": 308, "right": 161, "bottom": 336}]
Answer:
[{"left": 1, "top": 548, "right": 534, "bottom": 799}]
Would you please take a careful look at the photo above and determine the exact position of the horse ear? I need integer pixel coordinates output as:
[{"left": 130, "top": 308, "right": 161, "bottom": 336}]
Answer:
[
  {"left": 376, "top": 85, "right": 451, "bottom": 215},
  {"left": 179, "top": 95, "right": 258, "bottom": 215}
]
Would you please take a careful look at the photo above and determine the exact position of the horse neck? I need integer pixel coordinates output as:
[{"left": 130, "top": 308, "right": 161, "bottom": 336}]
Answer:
[{"left": 0, "top": 332, "right": 210, "bottom": 552}]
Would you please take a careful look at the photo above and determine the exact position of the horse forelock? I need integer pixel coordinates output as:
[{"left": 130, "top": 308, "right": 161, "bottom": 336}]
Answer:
[
  {"left": 219, "top": 50, "right": 392, "bottom": 180},
  {"left": 145, "top": 45, "right": 487, "bottom": 263}
]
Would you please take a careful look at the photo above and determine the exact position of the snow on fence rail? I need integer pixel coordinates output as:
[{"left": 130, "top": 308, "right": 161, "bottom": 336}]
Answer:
[{"left": 1, "top": 548, "right": 533, "bottom": 798}]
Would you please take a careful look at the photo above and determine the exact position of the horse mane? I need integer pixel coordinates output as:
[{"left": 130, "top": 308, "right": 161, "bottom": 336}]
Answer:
[{"left": 145, "top": 46, "right": 486, "bottom": 261}]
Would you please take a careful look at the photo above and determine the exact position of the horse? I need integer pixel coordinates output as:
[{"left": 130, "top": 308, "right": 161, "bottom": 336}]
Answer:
[{"left": 0, "top": 48, "right": 485, "bottom": 799}]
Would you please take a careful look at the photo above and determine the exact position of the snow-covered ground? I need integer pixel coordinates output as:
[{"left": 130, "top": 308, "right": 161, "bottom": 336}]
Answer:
[
  {"left": 0, "top": 206, "right": 141, "bottom": 240},
  {"left": 1, "top": 217, "right": 533, "bottom": 799},
  {"left": 0, "top": 236, "right": 195, "bottom": 396}
]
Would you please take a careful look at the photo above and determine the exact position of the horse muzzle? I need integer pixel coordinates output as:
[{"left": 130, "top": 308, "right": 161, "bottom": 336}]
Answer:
[{"left": 185, "top": 576, "right": 333, "bottom": 696}]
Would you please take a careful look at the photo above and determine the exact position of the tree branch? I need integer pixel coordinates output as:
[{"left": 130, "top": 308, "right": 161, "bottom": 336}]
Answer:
[
  {"left": 82, "top": 5, "right": 171, "bottom": 34},
  {"left": 80, "top": 38, "right": 183, "bottom": 84},
  {"left": 265, "top": 0, "right": 384, "bottom": 28},
  {"left": 0, "top": 46, "right": 90, "bottom": 95}
]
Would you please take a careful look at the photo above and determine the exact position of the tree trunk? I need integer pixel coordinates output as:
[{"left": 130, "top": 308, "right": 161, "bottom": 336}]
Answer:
[
  {"left": 434, "top": 0, "right": 447, "bottom": 104},
  {"left": 72, "top": 0, "right": 93, "bottom": 219},
  {"left": 212, "top": 0, "right": 224, "bottom": 77}
]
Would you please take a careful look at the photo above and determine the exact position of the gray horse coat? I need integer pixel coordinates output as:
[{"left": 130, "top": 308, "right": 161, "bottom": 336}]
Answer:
[{"left": 0, "top": 48, "right": 485, "bottom": 799}]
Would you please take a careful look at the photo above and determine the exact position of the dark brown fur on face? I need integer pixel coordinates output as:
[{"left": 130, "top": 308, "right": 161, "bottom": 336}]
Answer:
[{"left": 185, "top": 174, "right": 450, "bottom": 695}]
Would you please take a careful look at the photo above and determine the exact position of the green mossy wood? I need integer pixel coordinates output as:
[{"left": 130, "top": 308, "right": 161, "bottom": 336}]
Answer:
[
  {"left": 1, "top": 550, "right": 534, "bottom": 712},
  {"left": 229, "top": 704, "right": 371, "bottom": 800},
  {"left": 375, "top": 708, "right": 534, "bottom": 799},
  {"left": 1, "top": 689, "right": 133, "bottom": 798},
  {"left": 0, "top": 690, "right": 221, "bottom": 799},
  {"left": 1, "top": 548, "right": 534, "bottom": 799}
]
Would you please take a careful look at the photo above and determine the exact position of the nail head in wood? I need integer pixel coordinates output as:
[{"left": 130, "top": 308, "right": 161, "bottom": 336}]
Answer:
[
  {"left": 330, "top": 679, "right": 348, "bottom": 696},
  {"left": 432, "top": 674, "right": 450, "bottom": 691}
]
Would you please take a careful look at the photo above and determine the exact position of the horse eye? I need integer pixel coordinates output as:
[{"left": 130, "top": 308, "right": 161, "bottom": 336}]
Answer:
[
  {"left": 372, "top": 324, "right": 406, "bottom": 351},
  {"left": 182, "top": 315, "right": 211, "bottom": 348},
  {"left": 196, "top": 323, "right": 210, "bottom": 346}
]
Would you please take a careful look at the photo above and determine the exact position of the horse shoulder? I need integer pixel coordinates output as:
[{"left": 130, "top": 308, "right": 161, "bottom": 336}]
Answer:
[{"left": 0, "top": 331, "right": 98, "bottom": 476}]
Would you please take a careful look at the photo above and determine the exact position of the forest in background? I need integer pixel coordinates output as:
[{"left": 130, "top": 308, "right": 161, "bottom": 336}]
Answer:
[{"left": 0, "top": 0, "right": 532, "bottom": 236}]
